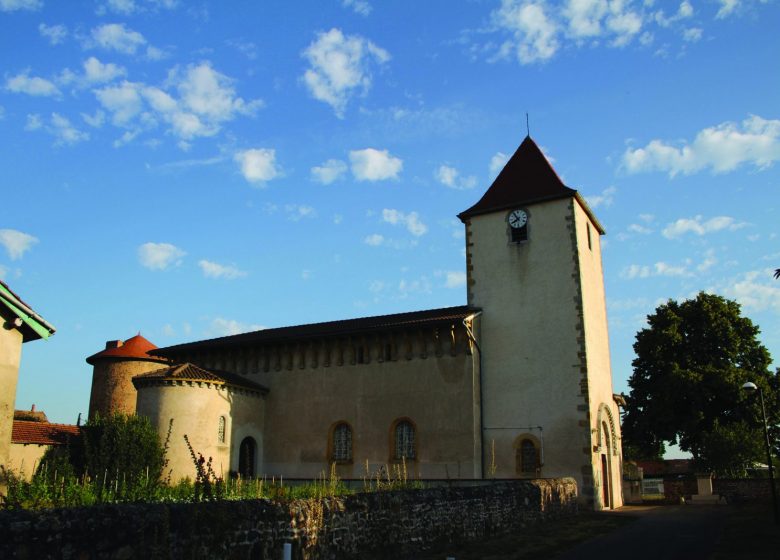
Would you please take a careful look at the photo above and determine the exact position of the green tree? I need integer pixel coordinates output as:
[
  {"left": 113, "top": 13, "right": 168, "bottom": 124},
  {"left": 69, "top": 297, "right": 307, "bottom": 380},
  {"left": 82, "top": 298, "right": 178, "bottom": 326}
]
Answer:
[{"left": 622, "top": 292, "right": 779, "bottom": 474}]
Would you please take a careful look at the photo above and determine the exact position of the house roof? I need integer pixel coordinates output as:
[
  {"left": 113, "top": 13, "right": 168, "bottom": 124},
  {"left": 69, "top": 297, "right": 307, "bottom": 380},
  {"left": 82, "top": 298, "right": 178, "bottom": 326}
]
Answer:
[
  {"left": 635, "top": 459, "right": 694, "bottom": 476},
  {"left": 457, "top": 136, "right": 604, "bottom": 233},
  {"left": 152, "top": 305, "right": 476, "bottom": 355},
  {"left": 86, "top": 334, "right": 169, "bottom": 365},
  {"left": 132, "top": 362, "right": 269, "bottom": 393},
  {"left": 0, "top": 280, "right": 56, "bottom": 342},
  {"left": 12, "top": 420, "right": 80, "bottom": 445}
]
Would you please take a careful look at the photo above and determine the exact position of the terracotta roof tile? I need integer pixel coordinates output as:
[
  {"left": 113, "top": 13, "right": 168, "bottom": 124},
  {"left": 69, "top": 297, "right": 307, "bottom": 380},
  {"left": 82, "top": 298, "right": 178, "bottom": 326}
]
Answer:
[
  {"left": 133, "top": 362, "right": 269, "bottom": 393},
  {"left": 11, "top": 420, "right": 80, "bottom": 445},
  {"left": 153, "top": 305, "right": 476, "bottom": 355},
  {"left": 86, "top": 334, "right": 169, "bottom": 365}
]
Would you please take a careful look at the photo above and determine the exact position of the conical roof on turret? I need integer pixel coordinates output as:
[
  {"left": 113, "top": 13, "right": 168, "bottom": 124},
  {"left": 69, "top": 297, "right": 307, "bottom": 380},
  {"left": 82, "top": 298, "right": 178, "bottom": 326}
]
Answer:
[
  {"left": 86, "top": 334, "right": 168, "bottom": 365},
  {"left": 458, "top": 136, "right": 603, "bottom": 232}
]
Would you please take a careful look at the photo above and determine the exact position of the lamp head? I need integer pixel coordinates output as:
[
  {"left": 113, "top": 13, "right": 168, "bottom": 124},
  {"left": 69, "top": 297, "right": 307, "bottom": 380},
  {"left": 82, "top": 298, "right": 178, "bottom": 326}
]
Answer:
[{"left": 742, "top": 382, "right": 758, "bottom": 391}]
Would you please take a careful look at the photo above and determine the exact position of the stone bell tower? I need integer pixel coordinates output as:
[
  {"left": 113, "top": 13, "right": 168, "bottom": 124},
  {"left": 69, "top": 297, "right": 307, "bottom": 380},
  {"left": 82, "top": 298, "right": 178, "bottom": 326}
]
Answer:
[
  {"left": 458, "top": 135, "right": 623, "bottom": 509},
  {"left": 86, "top": 334, "right": 168, "bottom": 419}
]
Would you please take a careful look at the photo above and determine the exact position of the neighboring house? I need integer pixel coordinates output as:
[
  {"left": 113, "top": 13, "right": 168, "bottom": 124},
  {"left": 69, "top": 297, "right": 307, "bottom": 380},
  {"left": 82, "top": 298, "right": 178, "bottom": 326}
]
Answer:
[
  {"left": 86, "top": 135, "right": 625, "bottom": 510},
  {"left": 0, "top": 280, "right": 55, "bottom": 475},
  {"left": 8, "top": 407, "right": 79, "bottom": 480}
]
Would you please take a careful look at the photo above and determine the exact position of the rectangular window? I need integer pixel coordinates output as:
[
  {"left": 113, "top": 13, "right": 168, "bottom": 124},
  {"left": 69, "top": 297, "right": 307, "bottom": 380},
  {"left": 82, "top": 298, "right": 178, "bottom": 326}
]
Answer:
[{"left": 586, "top": 223, "right": 592, "bottom": 251}]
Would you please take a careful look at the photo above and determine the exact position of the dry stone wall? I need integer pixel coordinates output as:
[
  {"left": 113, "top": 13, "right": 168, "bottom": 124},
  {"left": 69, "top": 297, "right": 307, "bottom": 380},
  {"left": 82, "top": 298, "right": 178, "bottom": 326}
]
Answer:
[{"left": 0, "top": 478, "right": 577, "bottom": 560}]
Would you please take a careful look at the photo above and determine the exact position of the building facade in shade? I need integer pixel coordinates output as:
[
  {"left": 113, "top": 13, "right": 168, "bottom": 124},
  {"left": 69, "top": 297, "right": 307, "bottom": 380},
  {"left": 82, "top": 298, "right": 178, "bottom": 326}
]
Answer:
[{"left": 86, "top": 135, "right": 624, "bottom": 509}]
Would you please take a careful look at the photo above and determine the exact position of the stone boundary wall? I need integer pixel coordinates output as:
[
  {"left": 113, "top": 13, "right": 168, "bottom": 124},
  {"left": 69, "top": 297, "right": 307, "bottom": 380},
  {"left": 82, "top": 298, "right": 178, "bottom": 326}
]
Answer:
[
  {"left": 0, "top": 478, "right": 577, "bottom": 560},
  {"left": 713, "top": 478, "right": 777, "bottom": 502}
]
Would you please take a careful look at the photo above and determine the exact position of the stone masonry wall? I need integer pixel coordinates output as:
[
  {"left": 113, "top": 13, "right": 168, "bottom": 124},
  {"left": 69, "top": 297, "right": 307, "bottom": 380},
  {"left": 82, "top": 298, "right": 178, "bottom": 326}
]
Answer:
[{"left": 0, "top": 478, "right": 577, "bottom": 560}]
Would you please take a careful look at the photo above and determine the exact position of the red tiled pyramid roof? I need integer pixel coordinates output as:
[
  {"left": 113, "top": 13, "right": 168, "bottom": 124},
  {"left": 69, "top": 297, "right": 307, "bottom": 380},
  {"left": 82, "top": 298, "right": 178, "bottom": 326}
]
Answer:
[
  {"left": 86, "top": 334, "right": 168, "bottom": 365},
  {"left": 12, "top": 420, "right": 80, "bottom": 445}
]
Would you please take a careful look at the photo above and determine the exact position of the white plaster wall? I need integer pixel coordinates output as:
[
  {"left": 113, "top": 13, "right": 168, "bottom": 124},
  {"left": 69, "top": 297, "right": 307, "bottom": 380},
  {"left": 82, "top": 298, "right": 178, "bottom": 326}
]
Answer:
[
  {"left": 0, "top": 327, "right": 23, "bottom": 470},
  {"left": 135, "top": 383, "right": 264, "bottom": 482},
  {"left": 259, "top": 352, "right": 479, "bottom": 480},
  {"left": 573, "top": 200, "right": 623, "bottom": 508},
  {"left": 466, "top": 198, "right": 591, "bottom": 489},
  {"left": 7, "top": 443, "right": 48, "bottom": 480}
]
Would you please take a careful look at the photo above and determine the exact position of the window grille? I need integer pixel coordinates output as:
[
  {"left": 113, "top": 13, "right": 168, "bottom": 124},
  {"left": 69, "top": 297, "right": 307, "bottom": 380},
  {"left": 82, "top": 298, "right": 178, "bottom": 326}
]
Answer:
[
  {"left": 218, "top": 416, "right": 226, "bottom": 443},
  {"left": 332, "top": 423, "right": 352, "bottom": 462},
  {"left": 519, "top": 439, "right": 538, "bottom": 473},
  {"left": 394, "top": 421, "right": 415, "bottom": 460}
]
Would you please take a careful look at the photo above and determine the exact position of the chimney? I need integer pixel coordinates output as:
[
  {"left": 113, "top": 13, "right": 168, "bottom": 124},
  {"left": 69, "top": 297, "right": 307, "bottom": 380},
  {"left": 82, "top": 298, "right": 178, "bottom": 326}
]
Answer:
[
  {"left": 105, "top": 340, "right": 123, "bottom": 349},
  {"left": 31, "top": 404, "right": 35, "bottom": 412}
]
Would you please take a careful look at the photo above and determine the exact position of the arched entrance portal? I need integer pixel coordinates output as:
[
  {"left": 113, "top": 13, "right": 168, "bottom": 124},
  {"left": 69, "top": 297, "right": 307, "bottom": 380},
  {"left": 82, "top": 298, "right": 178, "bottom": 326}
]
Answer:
[
  {"left": 601, "top": 420, "right": 612, "bottom": 509},
  {"left": 239, "top": 437, "right": 256, "bottom": 478}
]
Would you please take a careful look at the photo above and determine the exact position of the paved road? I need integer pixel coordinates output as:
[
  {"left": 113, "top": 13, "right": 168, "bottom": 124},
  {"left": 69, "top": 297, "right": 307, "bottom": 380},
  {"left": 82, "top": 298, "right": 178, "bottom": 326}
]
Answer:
[{"left": 554, "top": 505, "right": 729, "bottom": 560}]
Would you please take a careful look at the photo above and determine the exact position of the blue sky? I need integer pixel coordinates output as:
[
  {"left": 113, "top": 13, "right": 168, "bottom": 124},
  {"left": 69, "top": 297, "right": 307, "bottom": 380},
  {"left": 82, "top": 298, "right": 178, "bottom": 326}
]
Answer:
[{"left": 2, "top": 0, "right": 778, "bottom": 448}]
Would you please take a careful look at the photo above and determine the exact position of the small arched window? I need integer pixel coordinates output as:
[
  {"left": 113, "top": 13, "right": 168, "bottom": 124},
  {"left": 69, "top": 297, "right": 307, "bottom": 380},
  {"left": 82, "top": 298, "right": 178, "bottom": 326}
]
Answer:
[
  {"left": 331, "top": 422, "right": 353, "bottom": 463},
  {"left": 515, "top": 437, "right": 540, "bottom": 475},
  {"left": 393, "top": 419, "right": 416, "bottom": 461},
  {"left": 217, "top": 416, "right": 226, "bottom": 444}
]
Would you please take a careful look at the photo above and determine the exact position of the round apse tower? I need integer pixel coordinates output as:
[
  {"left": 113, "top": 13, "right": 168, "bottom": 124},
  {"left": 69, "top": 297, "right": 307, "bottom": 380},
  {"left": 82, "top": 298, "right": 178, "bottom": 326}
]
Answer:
[{"left": 86, "top": 334, "right": 168, "bottom": 419}]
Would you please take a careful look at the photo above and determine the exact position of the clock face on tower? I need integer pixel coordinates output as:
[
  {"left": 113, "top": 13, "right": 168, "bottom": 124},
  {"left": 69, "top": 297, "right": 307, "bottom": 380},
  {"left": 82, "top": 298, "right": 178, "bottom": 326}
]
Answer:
[{"left": 508, "top": 209, "right": 528, "bottom": 229}]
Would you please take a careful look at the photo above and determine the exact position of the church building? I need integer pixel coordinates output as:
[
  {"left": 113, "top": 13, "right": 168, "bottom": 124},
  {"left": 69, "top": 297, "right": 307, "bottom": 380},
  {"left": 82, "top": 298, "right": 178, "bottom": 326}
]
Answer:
[{"left": 86, "top": 135, "right": 624, "bottom": 510}]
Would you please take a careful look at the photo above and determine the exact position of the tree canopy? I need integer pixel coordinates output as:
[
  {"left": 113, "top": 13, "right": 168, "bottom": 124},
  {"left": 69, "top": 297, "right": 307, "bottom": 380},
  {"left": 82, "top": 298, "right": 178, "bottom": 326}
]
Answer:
[{"left": 622, "top": 292, "right": 779, "bottom": 474}]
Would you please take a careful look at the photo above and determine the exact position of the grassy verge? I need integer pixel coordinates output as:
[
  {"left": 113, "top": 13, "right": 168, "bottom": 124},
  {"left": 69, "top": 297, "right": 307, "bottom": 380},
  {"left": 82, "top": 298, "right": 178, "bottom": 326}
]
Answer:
[{"left": 418, "top": 511, "right": 638, "bottom": 560}]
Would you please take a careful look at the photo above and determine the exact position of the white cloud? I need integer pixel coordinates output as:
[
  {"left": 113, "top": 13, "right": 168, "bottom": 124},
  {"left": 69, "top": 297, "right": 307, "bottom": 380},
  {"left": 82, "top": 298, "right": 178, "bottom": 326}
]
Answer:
[
  {"left": 94, "top": 62, "right": 261, "bottom": 143},
  {"left": 5, "top": 71, "right": 60, "bottom": 97},
  {"left": 493, "top": 0, "right": 560, "bottom": 63},
  {"left": 349, "top": 148, "right": 402, "bottom": 181},
  {"left": 38, "top": 23, "right": 67, "bottom": 45},
  {"left": 443, "top": 271, "right": 467, "bottom": 288},
  {"left": 311, "top": 159, "right": 348, "bottom": 184},
  {"left": 97, "top": 0, "right": 179, "bottom": 15},
  {"left": 723, "top": 270, "right": 780, "bottom": 312},
  {"left": 89, "top": 23, "right": 147, "bottom": 55},
  {"left": 489, "top": 151, "right": 510, "bottom": 177},
  {"left": 25, "top": 114, "right": 42, "bottom": 130},
  {"left": 584, "top": 186, "right": 616, "bottom": 208},
  {"left": 285, "top": 204, "right": 316, "bottom": 221},
  {"left": 0, "top": 229, "right": 38, "bottom": 260},
  {"left": 208, "top": 317, "right": 265, "bottom": 337},
  {"left": 653, "top": 261, "right": 691, "bottom": 277},
  {"left": 398, "top": 276, "right": 432, "bottom": 298},
  {"left": 364, "top": 233, "right": 384, "bottom": 246},
  {"left": 82, "top": 110, "right": 106, "bottom": 128},
  {"left": 627, "top": 223, "right": 652, "bottom": 234},
  {"left": 490, "top": 0, "right": 644, "bottom": 64},
  {"left": 342, "top": 0, "right": 371, "bottom": 15},
  {"left": 83, "top": 57, "right": 126, "bottom": 84},
  {"left": 198, "top": 259, "right": 247, "bottom": 279},
  {"left": 302, "top": 28, "right": 390, "bottom": 117},
  {"left": 662, "top": 215, "right": 746, "bottom": 238},
  {"left": 234, "top": 148, "right": 282, "bottom": 185},
  {"left": 436, "top": 164, "right": 478, "bottom": 190},
  {"left": 716, "top": 0, "right": 740, "bottom": 18},
  {"left": 48, "top": 113, "right": 89, "bottom": 145},
  {"left": 682, "top": 27, "right": 702, "bottom": 42},
  {"left": 620, "top": 264, "right": 650, "bottom": 279},
  {"left": 0, "top": 0, "right": 41, "bottom": 11},
  {"left": 623, "top": 115, "right": 780, "bottom": 176},
  {"left": 382, "top": 209, "right": 427, "bottom": 236},
  {"left": 137, "top": 242, "right": 185, "bottom": 270}
]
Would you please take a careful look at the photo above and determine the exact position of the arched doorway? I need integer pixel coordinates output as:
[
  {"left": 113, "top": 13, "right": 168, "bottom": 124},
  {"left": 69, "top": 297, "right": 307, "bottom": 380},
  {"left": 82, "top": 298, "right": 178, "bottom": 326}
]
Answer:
[
  {"left": 239, "top": 437, "right": 256, "bottom": 478},
  {"left": 601, "top": 421, "right": 612, "bottom": 509}
]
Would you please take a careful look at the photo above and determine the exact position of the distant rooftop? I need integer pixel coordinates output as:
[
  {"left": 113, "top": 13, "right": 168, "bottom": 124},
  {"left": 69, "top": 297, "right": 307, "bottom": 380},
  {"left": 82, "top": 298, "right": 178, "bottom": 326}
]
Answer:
[{"left": 12, "top": 420, "right": 80, "bottom": 446}]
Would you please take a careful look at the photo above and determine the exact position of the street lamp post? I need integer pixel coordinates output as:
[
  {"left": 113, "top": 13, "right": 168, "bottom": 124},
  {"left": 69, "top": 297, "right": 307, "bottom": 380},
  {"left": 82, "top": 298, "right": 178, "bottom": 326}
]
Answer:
[{"left": 742, "top": 381, "right": 779, "bottom": 524}]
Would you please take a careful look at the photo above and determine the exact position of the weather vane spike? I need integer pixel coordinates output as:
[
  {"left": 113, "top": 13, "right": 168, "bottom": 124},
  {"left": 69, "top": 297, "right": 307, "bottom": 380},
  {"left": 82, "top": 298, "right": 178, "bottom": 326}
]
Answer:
[{"left": 526, "top": 112, "right": 530, "bottom": 137}]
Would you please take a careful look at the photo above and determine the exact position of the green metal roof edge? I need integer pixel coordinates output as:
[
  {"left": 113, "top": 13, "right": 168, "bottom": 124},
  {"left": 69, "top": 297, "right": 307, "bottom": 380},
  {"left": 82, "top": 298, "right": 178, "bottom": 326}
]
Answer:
[{"left": 0, "top": 287, "right": 54, "bottom": 341}]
